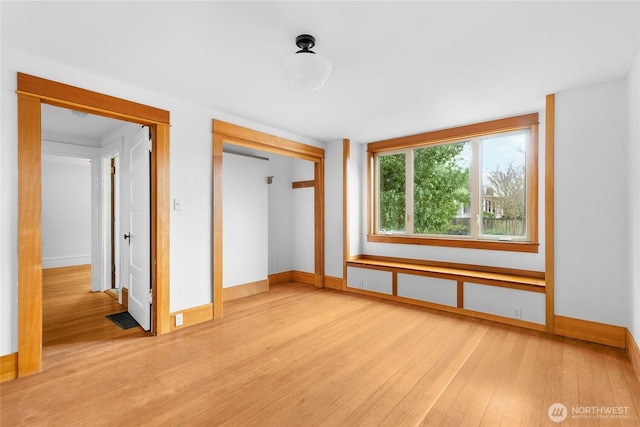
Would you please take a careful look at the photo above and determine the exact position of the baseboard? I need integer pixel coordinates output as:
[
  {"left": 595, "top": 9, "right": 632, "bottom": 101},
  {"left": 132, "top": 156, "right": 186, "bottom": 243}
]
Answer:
[
  {"left": 345, "top": 286, "right": 546, "bottom": 332},
  {"left": 292, "top": 270, "right": 315, "bottom": 285},
  {"left": 324, "top": 276, "right": 343, "bottom": 290},
  {"left": 554, "top": 315, "right": 626, "bottom": 348},
  {"left": 223, "top": 279, "right": 269, "bottom": 302},
  {"left": 122, "top": 287, "right": 129, "bottom": 309},
  {"left": 269, "top": 271, "right": 293, "bottom": 285},
  {"left": 1, "top": 352, "right": 18, "bottom": 382},
  {"left": 170, "top": 303, "right": 214, "bottom": 332},
  {"left": 627, "top": 329, "right": 640, "bottom": 381},
  {"left": 42, "top": 255, "right": 91, "bottom": 269}
]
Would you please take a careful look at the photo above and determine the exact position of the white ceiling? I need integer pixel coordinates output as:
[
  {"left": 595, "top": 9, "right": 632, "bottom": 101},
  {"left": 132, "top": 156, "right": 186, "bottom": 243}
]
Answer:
[
  {"left": 3, "top": 1, "right": 639, "bottom": 143},
  {"left": 41, "top": 104, "right": 130, "bottom": 144}
]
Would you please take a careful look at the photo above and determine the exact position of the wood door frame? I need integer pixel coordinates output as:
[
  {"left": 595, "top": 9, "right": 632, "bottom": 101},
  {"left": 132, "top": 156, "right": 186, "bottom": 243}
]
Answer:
[
  {"left": 16, "top": 73, "right": 171, "bottom": 377},
  {"left": 212, "top": 120, "right": 325, "bottom": 318}
]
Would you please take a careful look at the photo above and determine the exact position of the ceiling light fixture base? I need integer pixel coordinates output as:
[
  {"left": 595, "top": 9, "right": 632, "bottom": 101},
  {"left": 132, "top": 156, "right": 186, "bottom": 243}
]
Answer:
[{"left": 282, "top": 34, "right": 332, "bottom": 91}]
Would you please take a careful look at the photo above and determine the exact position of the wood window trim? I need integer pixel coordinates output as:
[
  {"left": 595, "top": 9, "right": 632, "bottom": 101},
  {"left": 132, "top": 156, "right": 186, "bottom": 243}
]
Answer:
[
  {"left": 16, "top": 73, "right": 171, "bottom": 377},
  {"left": 545, "top": 94, "right": 555, "bottom": 333},
  {"left": 367, "top": 113, "right": 539, "bottom": 253},
  {"left": 367, "top": 234, "right": 540, "bottom": 253},
  {"left": 212, "top": 120, "right": 325, "bottom": 319},
  {"left": 342, "top": 139, "right": 350, "bottom": 291}
]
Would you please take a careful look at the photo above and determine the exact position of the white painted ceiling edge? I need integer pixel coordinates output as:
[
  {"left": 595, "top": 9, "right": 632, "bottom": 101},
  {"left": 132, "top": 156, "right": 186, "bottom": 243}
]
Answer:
[{"left": 3, "top": 1, "right": 638, "bottom": 143}]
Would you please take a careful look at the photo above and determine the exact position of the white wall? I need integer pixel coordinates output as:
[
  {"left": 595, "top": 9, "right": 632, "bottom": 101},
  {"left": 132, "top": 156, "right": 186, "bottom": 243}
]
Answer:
[
  {"left": 0, "top": 49, "right": 325, "bottom": 356},
  {"left": 292, "top": 159, "right": 315, "bottom": 273},
  {"left": 41, "top": 135, "right": 107, "bottom": 291},
  {"left": 555, "top": 79, "right": 629, "bottom": 327},
  {"left": 324, "top": 140, "right": 343, "bottom": 278},
  {"left": 41, "top": 155, "right": 92, "bottom": 268},
  {"left": 628, "top": 50, "right": 640, "bottom": 340},
  {"left": 267, "top": 153, "right": 294, "bottom": 275},
  {"left": 348, "top": 142, "right": 363, "bottom": 258},
  {"left": 222, "top": 153, "right": 268, "bottom": 288},
  {"left": 222, "top": 147, "right": 317, "bottom": 278}
]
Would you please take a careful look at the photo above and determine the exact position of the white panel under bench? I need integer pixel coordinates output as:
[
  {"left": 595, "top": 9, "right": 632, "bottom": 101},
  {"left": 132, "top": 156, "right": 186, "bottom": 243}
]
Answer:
[
  {"left": 464, "top": 282, "right": 545, "bottom": 324},
  {"left": 347, "top": 266, "right": 393, "bottom": 295},
  {"left": 397, "top": 273, "right": 457, "bottom": 307}
]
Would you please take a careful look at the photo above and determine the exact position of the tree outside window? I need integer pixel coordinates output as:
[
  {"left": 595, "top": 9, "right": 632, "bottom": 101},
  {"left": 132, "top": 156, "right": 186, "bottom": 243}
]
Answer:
[{"left": 374, "top": 123, "right": 534, "bottom": 244}]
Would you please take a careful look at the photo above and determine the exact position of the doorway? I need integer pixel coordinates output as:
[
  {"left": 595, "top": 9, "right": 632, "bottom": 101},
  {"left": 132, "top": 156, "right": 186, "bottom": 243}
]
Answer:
[
  {"left": 16, "top": 73, "right": 171, "bottom": 377},
  {"left": 212, "top": 119, "right": 325, "bottom": 319},
  {"left": 41, "top": 105, "right": 151, "bottom": 331}
]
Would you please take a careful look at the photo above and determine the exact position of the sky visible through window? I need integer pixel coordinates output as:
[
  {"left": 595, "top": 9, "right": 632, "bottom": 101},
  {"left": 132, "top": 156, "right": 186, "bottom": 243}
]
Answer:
[{"left": 456, "top": 133, "right": 526, "bottom": 179}]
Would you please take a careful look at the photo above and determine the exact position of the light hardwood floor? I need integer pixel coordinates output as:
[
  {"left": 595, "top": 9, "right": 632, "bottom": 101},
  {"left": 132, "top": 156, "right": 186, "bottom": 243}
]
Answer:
[{"left": 2, "top": 266, "right": 640, "bottom": 426}]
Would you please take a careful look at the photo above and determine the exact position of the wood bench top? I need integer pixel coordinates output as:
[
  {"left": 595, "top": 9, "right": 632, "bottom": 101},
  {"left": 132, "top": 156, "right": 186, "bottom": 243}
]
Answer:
[{"left": 347, "top": 258, "right": 545, "bottom": 293}]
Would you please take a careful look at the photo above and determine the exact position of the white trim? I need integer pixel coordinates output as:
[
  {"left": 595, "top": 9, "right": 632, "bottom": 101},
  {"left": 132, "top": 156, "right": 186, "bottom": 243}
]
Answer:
[
  {"left": 42, "top": 140, "right": 101, "bottom": 158},
  {"left": 42, "top": 255, "right": 91, "bottom": 269},
  {"left": 90, "top": 155, "right": 103, "bottom": 292},
  {"left": 101, "top": 139, "right": 123, "bottom": 293}
]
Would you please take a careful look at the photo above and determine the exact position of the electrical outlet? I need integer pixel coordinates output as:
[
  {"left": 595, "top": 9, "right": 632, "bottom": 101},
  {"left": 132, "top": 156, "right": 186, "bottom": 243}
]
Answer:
[
  {"left": 175, "top": 313, "right": 183, "bottom": 326},
  {"left": 514, "top": 307, "right": 522, "bottom": 319},
  {"left": 173, "top": 198, "right": 182, "bottom": 211}
]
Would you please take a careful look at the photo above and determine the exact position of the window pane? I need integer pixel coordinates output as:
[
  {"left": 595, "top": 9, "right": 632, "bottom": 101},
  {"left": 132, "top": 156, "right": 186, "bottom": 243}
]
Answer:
[
  {"left": 481, "top": 132, "right": 527, "bottom": 237},
  {"left": 379, "top": 153, "right": 406, "bottom": 232},
  {"left": 413, "top": 142, "right": 470, "bottom": 235}
]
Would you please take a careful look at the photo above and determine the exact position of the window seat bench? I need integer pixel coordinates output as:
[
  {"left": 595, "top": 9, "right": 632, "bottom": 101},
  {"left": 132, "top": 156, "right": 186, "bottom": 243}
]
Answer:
[
  {"left": 346, "top": 257, "right": 545, "bottom": 294},
  {"left": 345, "top": 256, "right": 547, "bottom": 329}
]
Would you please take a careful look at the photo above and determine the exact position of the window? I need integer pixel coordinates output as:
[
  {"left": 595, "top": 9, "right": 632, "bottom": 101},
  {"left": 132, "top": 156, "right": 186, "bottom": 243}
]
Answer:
[{"left": 369, "top": 113, "right": 539, "bottom": 252}]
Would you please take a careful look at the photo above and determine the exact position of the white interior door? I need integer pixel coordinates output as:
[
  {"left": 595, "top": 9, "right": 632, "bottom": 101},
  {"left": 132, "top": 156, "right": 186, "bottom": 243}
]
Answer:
[{"left": 126, "top": 126, "right": 151, "bottom": 330}]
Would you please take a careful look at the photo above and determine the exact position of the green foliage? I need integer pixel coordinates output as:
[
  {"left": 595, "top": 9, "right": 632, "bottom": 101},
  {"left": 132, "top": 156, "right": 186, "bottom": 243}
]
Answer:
[
  {"left": 413, "top": 143, "right": 469, "bottom": 234},
  {"left": 378, "top": 144, "right": 470, "bottom": 234},
  {"left": 446, "top": 224, "right": 469, "bottom": 235},
  {"left": 379, "top": 153, "right": 406, "bottom": 231},
  {"left": 483, "top": 229, "right": 504, "bottom": 235}
]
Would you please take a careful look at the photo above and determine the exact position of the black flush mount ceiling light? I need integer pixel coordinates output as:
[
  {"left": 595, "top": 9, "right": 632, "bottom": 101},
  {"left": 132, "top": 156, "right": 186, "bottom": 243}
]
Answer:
[{"left": 281, "top": 34, "right": 332, "bottom": 91}]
